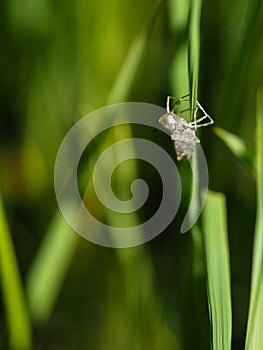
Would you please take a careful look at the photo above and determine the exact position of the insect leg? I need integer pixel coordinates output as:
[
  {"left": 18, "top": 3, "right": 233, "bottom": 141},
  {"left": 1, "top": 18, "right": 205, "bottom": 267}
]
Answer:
[
  {"left": 180, "top": 93, "right": 190, "bottom": 100},
  {"left": 166, "top": 94, "right": 190, "bottom": 113},
  {"left": 189, "top": 106, "right": 199, "bottom": 130},
  {"left": 188, "top": 100, "right": 214, "bottom": 128}
]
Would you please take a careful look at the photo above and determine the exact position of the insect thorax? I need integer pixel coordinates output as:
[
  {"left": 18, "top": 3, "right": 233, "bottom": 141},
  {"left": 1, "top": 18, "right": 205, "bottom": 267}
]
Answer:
[
  {"left": 159, "top": 112, "right": 199, "bottom": 160},
  {"left": 159, "top": 95, "right": 214, "bottom": 160},
  {"left": 159, "top": 113, "right": 187, "bottom": 133}
]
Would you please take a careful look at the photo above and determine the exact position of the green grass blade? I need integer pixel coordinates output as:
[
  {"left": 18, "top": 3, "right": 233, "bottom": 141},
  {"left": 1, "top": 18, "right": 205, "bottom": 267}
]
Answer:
[
  {"left": 26, "top": 213, "right": 78, "bottom": 323},
  {"left": 188, "top": 152, "right": 204, "bottom": 277},
  {"left": 188, "top": 0, "right": 202, "bottom": 113},
  {"left": 107, "top": 0, "right": 161, "bottom": 104},
  {"left": 213, "top": 126, "right": 254, "bottom": 172},
  {"left": 26, "top": 131, "right": 114, "bottom": 323},
  {"left": 203, "top": 190, "right": 232, "bottom": 349},
  {"left": 169, "top": 0, "right": 190, "bottom": 97},
  {"left": 169, "top": 0, "right": 189, "bottom": 31},
  {"left": 218, "top": 0, "right": 263, "bottom": 125},
  {"left": 26, "top": 1, "right": 162, "bottom": 324},
  {"left": 107, "top": 33, "right": 148, "bottom": 105},
  {"left": 184, "top": 1, "right": 204, "bottom": 282},
  {"left": 0, "top": 191, "right": 32, "bottom": 350},
  {"left": 245, "top": 88, "right": 263, "bottom": 349},
  {"left": 185, "top": 0, "right": 203, "bottom": 277}
]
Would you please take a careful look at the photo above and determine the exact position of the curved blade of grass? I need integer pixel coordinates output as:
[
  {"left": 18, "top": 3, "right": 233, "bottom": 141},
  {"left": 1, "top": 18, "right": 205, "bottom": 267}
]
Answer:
[
  {"left": 170, "top": 0, "right": 203, "bottom": 233},
  {"left": 107, "top": 32, "right": 146, "bottom": 104},
  {"left": 245, "top": 88, "right": 263, "bottom": 349},
  {"left": 184, "top": 0, "right": 204, "bottom": 277},
  {"left": 26, "top": 213, "right": 78, "bottom": 323},
  {"left": 0, "top": 190, "right": 32, "bottom": 350},
  {"left": 203, "top": 190, "right": 232, "bottom": 350},
  {"left": 188, "top": 0, "right": 202, "bottom": 113},
  {"left": 170, "top": 0, "right": 204, "bottom": 273},
  {"left": 26, "top": 1, "right": 162, "bottom": 323},
  {"left": 108, "top": 0, "right": 162, "bottom": 104},
  {"left": 186, "top": 151, "right": 204, "bottom": 277},
  {"left": 213, "top": 126, "right": 255, "bottom": 173},
  {"left": 217, "top": 0, "right": 263, "bottom": 128},
  {"left": 169, "top": 0, "right": 190, "bottom": 98},
  {"left": 168, "top": 0, "right": 189, "bottom": 31},
  {"left": 187, "top": 0, "right": 204, "bottom": 279}
]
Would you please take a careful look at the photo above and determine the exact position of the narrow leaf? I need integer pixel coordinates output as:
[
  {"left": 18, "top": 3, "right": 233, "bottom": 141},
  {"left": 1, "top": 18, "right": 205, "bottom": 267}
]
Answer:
[
  {"left": 214, "top": 126, "right": 254, "bottom": 172},
  {"left": 107, "top": 0, "right": 161, "bottom": 104},
  {"left": 169, "top": 0, "right": 190, "bottom": 97},
  {"left": 189, "top": 0, "right": 202, "bottom": 113},
  {"left": 0, "top": 191, "right": 32, "bottom": 350},
  {"left": 203, "top": 190, "right": 232, "bottom": 349},
  {"left": 26, "top": 213, "right": 78, "bottom": 323},
  {"left": 26, "top": 1, "right": 162, "bottom": 323},
  {"left": 245, "top": 88, "right": 263, "bottom": 349}
]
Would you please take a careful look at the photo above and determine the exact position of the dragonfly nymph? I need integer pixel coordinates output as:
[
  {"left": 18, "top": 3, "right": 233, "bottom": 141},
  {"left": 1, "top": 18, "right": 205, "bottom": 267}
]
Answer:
[{"left": 159, "top": 95, "right": 214, "bottom": 160}]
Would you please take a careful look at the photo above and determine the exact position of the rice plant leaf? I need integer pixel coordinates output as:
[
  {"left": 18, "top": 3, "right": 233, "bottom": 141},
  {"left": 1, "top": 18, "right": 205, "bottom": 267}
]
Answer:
[
  {"left": 26, "top": 1, "right": 162, "bottom": 323},
  {"left": 178, "top": 0, "right": 204, "bottom": 277},
  {"left": 245, "top": 88, "right": 263, "bottom": 349},
  {"left": 188, "top": 151, "right": 205, "bottom": 277},
  {"left": 188, "top": 0, "right": 202, "bottom": 113},
  {"left": 0, "top": 190, "right": 32, "bottom": 350},
  {"left": 108, "top": 0, "right": 161, "bottom": 104},
  {"left": 26, "top": 131, "right": 115, "bottom": 323},
  {"left": 203, "top": 190, "right": 232, "bottom": 350},
  {"left": 218, "top": 0, "right": 263, "bottom": 125},
  {"left": 107, "top": 33, "right": 147, "bottom": 105},
  {"left": 169, "top": 0, "right": 190, "bottom": 97},
  {"left": 187, "top": 0, "right": 202, "bottom": 224},
  {"left": 213, "top": 126, "right": 254, "bottom": 172},
  {"left": 168, "top": 0, "right": 190, "bottom": 31},
  {"left": 26, "top": 213, "right": 78, "bottom": 323}
]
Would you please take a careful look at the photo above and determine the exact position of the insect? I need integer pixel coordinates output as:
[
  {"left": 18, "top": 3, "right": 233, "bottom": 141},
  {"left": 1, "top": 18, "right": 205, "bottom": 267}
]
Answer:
[{"left": 159, "top": 95, "right": 214, "bottom": 160}]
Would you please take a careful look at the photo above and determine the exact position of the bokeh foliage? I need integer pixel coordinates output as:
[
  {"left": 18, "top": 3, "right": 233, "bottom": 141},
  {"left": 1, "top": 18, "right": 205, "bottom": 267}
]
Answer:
[{"left": 1, "top": 0, "right": 263, "bottom": 349}]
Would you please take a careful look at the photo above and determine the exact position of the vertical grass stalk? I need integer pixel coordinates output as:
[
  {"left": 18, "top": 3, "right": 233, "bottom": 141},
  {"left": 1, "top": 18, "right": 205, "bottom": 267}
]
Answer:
[
  {"left": 203, "top": 191, "right": 232, "bottom": 350},
  {"left": 245, "top": 88, "right": 263, "bottom": 349},
  {"left": 187, "top": 0, "right": 204, "bottom": 278},
  {"left": 169, "top": 0, "right": 190, "bottom": 97},
  {"left": 26, "top": 0, "right": 162, "bottom": 326},
  {"left": 0, "top": 191, "right": 32, "bottom": 350},
  {"left": 188, "top": 0, "right": 202, "bottom": 113}
]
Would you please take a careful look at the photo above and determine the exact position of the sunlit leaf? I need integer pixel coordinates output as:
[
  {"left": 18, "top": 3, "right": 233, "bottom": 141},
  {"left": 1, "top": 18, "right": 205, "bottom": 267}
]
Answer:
[
  {"left": 26, "top": 0, "right": 162, "bottom": 325},
  {"left": 203, "top": 190, "right": 232, "bottom": 349},
  {"left": 189, "top": 0, "right": 202, "bottom": 113},
  {"left": 0, "top": 191, "right": 32, "bottom": 350},
  {"left": 214, "top": 126, "right": 254, "bottom": 171},
  {"left": 245, "top": 88, "right": 263, "bottom": 349}
]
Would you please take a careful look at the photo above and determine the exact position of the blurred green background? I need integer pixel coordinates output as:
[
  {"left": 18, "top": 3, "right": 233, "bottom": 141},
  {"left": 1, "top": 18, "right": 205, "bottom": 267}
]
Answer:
[{"left": 1, "top": 0, "right": 263, "bottom": 349}]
